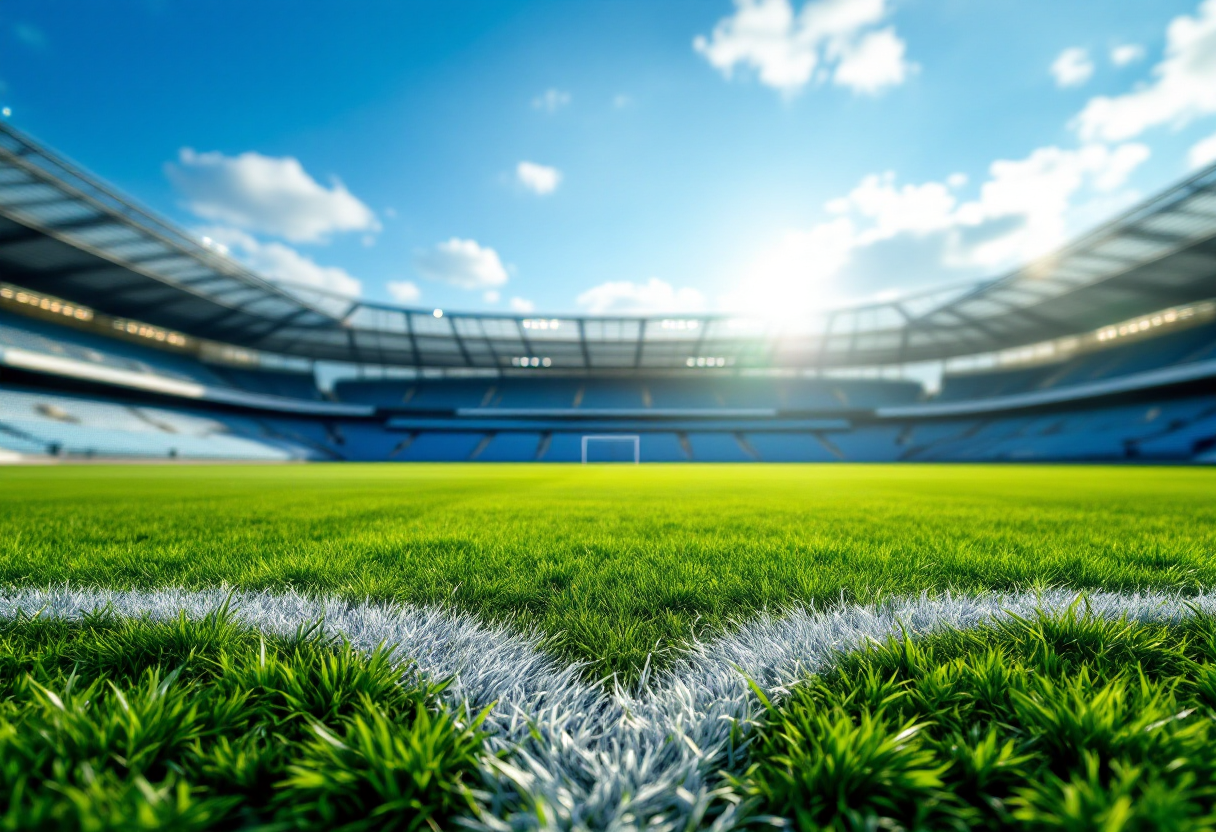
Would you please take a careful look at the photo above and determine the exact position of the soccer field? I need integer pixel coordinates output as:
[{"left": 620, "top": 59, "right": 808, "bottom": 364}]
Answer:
[
  {"left": 4, "top": 464, "right": 1215, "bottom": 677},
  {"left": 2, "top": 463, "right": 1216, "bottom": 829}
]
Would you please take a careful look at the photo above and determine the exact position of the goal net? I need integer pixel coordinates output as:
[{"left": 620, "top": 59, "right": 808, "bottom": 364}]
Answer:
[{"left": 581, "top": 434, "right": 640, "bottom": 464}]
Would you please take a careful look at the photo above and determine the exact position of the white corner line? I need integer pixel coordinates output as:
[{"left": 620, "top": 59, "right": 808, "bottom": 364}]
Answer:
[{"left": 2, "top": 586, "right": 1213, "bottom": 831}]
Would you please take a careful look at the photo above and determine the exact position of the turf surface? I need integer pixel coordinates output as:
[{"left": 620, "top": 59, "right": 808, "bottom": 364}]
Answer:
[
  {"left": 0, "top": 610, "right": 483, "bottom": 830},
  {"left": 741, "top": 607, "right": 1216, "bottom": 830},
  {"left": 1, "top": 463, "right": 1214, "bottom": 682},
  {"left": 9, "top": 605, "right": 1216, "bottom": 831}
]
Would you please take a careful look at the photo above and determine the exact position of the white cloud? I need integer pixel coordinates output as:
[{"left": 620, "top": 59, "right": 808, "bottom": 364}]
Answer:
[
  {"left": 516, "top": 161, "right": 562, "bottom": 195},
  {"left": 830, "top": 173, "right": 959, "bottom": 236},
  {"left": 166, "top": 149, "right": 378, "bottom": 243},
  {"left": 1110, "top": 43, "right": 1145, "bottom": 66},
  {"left": 833, "top": 28, "right": 911, "bottom": 93},
  {"left": 1190, "top": 130, "right": 1216, "bottom": 167},
  {"left": 732, "top": 140, "right": 1150, "bottom": 312},
  {"left": 957, "top": 142, "right": 1149, "bottom": 266},
  {"left": 695, "top": 0, "right": 816, "bottom": 91},
  {"left": 387, "top": 280, "right": 421, "bottom": 303},
  {"left": 509, "top": 297, "right": 536, "bottom": 313},
  {"left": 1051, "top": 47, "right": 1094, "bottom": 87},
  {"left": 693, "top": 0, "right": 914, "bottom": 95},
  {"left": 201, "top": 227, "right": 361, "bottom": 297},
  {"left": 484, "top": 290, "right": 501, "bottom": 303},
  {"left": 714, "top": 4, "right": 1201, "bottom": 315},
  {"left": 414, "top": 238, "right": 509, "bottom": 290},
  {"left": 576, "top": 278, "right": 707, "bottom": 314},
  {"left": 613, "top": 93, "right": 633, "bottom": 108},
  {"left": 532, "top": 88, "right": 571, "bottom": 112},
  {"left": 1075, "top": 0, "right": 1216, "bottom": 141}
]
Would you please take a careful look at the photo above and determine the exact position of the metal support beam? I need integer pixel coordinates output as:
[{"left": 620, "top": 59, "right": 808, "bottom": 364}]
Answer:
[
  {"left": 515, "top": 318, "right": 535, "bottom": 357},
  {"left": 399, "top": 312, "right": 421, "bottom": 368},
  {"left": 576, "top": 318, "right": 591, "bottom": 369},
  {"left": 448, "top": 317, "right": 476, "bottom": 367}
]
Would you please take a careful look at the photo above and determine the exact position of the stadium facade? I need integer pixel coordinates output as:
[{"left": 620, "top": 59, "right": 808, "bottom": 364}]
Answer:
[{"left": 0, "top": 122, "right": 1214, "bottom": 464}]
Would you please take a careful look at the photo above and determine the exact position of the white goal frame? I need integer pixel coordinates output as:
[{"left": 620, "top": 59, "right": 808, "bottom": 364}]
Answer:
[{"left": 581, "top": 434, "right": 640, "bottom": 464}]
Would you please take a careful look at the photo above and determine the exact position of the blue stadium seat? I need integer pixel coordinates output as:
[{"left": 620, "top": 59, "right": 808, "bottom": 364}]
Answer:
[
  {"left": 1004, "top": 432, "right": 1130, "bottom": 461},
  {"left": 640, "top": 433, "right": 688, "bottom": 462},
  {"left": 410, "top": 382, "right": 495, "bottom": 410},
  {"left": 330, "top": 375, "right": 922, "bottom": 414},
  {"left": 0, "top": 384, "right": 318, "bottom": 460},
  {"left": 0, "top": 428, "right": 50, "bottom": 455},
  {"left": 579, "top": 380, "right": 647, "bottom": 409},
  {"left": 938, "top": 366, "right": 1057, "bottom": 402},
  {"left": 332, "top": 380, "right": 416, "bottom": 407},
  {"left": 1134, "top": 413, "right": 1216, "bottom": 459},
  {"left": 648, "top": 379, "right": 723, "bottom": 409},
  {"left": 329, "top": 423, "right": 408, "bottom": 460},
  {"left": 938, "top": 321, "right": 1216, "bottom": 402},
  {"left": 334, "top": 379, "right": 494, "bottom": 410},
  {"left": 686, "top": 432, "right": 755, "bottom": 461},
  {"left": 775, "top": 382, "right": 843, "bottom": 410},
  {"left": 538, "top": 432, "right": 584, "bottom": 462},
  {"left": 0, "top": 310, "right": 228, "bottom": 386},
  {"left": 398, "top": 432, "right": 488, "bottom": 461},
  {"left": 904, "top": 420, "right": 975, "bottom": 447},
  {"left": 209, "top": 366, "right": 321, "bottom": 400},
  {"left": 716, "top": 379, "right": 782, "bottom": 409},
  {"left": 826, "top": 426, "right": 904, "bottom": 461},
  {"left": 495, "top": 380, "right": 582, "bottom": 408},
  {"left": 260, "top": 418, "right": 335, "bottom": 448},
  {"left": 475, "top": 432, "right": 543, "bottom": 461},
  {"left": 833, "top": 380, "right": 923, "bottom": 408},
  {"left": 745, "top": 432, "right": 839, "bottom": 462}
]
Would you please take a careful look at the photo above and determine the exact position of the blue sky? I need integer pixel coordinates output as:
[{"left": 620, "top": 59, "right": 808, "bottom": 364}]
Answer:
[{"left": 3, "top": 0, "right": 1216, "bottom": 318}]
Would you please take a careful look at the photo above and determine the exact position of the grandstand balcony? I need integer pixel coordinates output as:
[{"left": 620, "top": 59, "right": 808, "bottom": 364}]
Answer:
[
  {"left": 0, "top": 295, "right": 370, "bottom": 418},
  {"left": 0, "top": 384, "right": 329, "bottom": 461},
  {"left": 937, "top": 308, "right": 1216, "bottom": 403}
]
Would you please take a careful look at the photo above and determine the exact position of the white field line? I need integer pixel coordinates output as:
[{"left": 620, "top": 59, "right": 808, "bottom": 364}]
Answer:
[{"left": 3, "top": 587, "right": 1215, "bottom": 830}]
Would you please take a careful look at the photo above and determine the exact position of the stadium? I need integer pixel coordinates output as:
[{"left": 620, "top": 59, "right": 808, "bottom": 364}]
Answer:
[
  {"left": 2, "top": 15, "right": 1216, "bottom": 829},
  {"left": 2, "top": 122, "right": 1215, "bottom": 466}
]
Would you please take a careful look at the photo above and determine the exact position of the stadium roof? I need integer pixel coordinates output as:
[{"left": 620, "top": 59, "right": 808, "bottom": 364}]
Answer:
[{"left": 1, "top": 121, "right": 1214, "bottom": 371}]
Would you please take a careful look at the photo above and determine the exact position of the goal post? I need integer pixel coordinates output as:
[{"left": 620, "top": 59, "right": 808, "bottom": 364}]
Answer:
[{"left": 581, "top": 434, "right": 640, "bottom": 464}]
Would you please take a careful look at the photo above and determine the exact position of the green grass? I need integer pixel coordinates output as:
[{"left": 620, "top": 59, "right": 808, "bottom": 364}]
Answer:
[
  {"left": 0, "top": 609, "right": 484, "bottom": 831},
  {"left": 1, "top": 463, "right": 1214, "bottom": 681},
  {"left": 3, "top": 462, "right": 1216, "bottom": 829},
  {"left": 736, "top": 607, "right": 1216, "bottom": 831}
]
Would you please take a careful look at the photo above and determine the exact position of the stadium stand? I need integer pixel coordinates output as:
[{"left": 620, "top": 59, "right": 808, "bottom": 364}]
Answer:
[
  {"left": 0, "top": 121, "right": 1214, "bottom": 464},
  {"left": 0, "top": 308, "right": 226, "bottom": 387},
  {"left": 938, "top": 317, "right": 1216, "bottom": 402},
  {"left": 333, "top": 376, "right": 920, "bottom": 414},
  {"left": 206, "top": 366, "right": 323, "bottom": 401},
  {"left": 0, "top": 305, "right": 335, "bottom": 404},
  {"left": 0, "top": 385, "right": 322, "bottom": 460}
]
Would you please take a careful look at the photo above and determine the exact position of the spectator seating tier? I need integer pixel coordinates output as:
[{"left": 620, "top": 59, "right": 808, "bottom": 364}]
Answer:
[{"left": 939, "top": 320, "right": 1216, "bottom": 403}]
